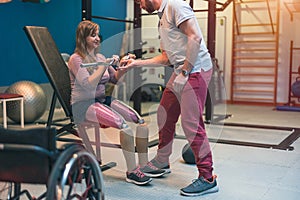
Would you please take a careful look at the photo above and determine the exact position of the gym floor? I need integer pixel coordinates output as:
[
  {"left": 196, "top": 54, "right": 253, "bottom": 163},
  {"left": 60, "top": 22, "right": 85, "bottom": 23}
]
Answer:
[{"left": 2, "top": 103, "right": 300, "bottom": 200}]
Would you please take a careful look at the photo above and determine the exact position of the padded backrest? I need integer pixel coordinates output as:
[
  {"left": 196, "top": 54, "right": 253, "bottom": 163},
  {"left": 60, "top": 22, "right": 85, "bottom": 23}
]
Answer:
[
  {"left": 23, "top": 26, "right": 72, "bottom": 118},
  {"left": 0, "top": 127, "right": 56, "bottom": 184}
]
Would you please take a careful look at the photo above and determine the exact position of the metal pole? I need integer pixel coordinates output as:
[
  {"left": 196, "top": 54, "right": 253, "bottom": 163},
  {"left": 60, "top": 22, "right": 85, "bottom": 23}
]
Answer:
[
  {"left": 205, "top": 0, "right": 217, "bottom": 122},
  {"left": 132, "top": 2, "right": 142, "bottom": 114},
  {"left": 207, "top": 0, "right": 216, "bottom": 58},
  {"left": 82, "top": 0, "right": 91, "bottom": 21}
]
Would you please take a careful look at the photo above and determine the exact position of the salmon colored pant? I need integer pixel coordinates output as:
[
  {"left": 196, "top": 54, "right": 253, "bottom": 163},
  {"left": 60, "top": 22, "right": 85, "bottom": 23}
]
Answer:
[{"left": 155, "top": 69, "right": 213, "bottom": 179}]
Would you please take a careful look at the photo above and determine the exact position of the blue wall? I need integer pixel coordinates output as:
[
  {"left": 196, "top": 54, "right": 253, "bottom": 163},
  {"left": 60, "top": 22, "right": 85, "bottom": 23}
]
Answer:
[
  {"left": 92, "top": 1, "right": 127, "bottom": 58},
  {"left": 0, "top": 0, "right": 126, "bottom": 86}
]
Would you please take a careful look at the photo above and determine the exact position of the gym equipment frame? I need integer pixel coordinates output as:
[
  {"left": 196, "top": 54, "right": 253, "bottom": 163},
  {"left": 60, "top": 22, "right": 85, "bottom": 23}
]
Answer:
[{"left": 23, "top": 25, "right": 117, "bottom": 171}]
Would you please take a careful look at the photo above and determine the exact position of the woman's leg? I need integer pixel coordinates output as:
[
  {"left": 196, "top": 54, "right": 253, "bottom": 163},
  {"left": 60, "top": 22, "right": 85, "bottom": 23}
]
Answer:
[
  {"left": 86, "top": 102, "right": 126, "bottom": 129},
  {"left": 120, "top": 126, "right": 137, "bottom": 171},
  {"left": 85, "top": 102, "right": 137, "bottom": 171},
  {"left": 110, "top": 99, "right": 144, "bottom": 124},
  {"left": 85, "top": 102, "right": 152, "bottom": 185},
  {"left": 110, "top": 99, "right": 149, "bottom": 166},
  {"left": 135, "top": 123, "right": 149, "bottom": 166}
]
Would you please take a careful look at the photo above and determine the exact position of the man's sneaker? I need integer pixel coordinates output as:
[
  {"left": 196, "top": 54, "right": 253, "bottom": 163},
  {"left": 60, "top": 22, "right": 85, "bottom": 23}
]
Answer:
[
  {"left": 126, "top": 167, "right": 152, "bottom": 185},
  {"left": 180, "top": 175, "right": 219, "bottom": 196},
  {"left": 140, "top": 162, "right": 167, "bottom": 178},
  {"left": 149, "top": 158, "right": 171, "bottom": 174}
]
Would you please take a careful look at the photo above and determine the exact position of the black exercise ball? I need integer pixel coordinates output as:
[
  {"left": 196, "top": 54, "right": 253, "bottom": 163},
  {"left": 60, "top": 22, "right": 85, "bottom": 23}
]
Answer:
[
  {"left": 182, "top": 143, "right": 196, "bottom": 164},
  {"left": 291, "top": 80, "right": 300, "bottom": 97}
]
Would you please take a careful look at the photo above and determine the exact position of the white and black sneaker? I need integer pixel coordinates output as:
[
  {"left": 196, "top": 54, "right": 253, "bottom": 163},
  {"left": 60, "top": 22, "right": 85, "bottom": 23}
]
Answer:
[
  {"left": 180, "top": 175, "right": 219, "bottom": 196},
  {"left": 140, "top": 162, "right": 167, "bottom": 178},
  {"left": 126, "top": 166, "right": 152, "bottom": 186},
  {"left": 149, "top": 158, "right": 171, "bottom": 174}
]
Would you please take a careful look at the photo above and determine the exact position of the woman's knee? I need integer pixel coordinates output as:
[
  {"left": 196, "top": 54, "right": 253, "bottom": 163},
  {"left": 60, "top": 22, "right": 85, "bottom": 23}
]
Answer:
[
  {"left": 136, "top": 123, "right": 149, "bottom": 138},
  {"left": 88, "top": 102, "right": 127, "bottom": 129},
  {"left": 110, "top": 99, "right": 144, "bottom": 124},
  {"left": 120, "top": 125, "right": 134, "bottom": 137}
]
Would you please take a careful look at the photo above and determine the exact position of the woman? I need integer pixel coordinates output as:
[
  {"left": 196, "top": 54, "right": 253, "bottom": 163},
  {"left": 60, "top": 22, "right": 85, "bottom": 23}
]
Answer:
[{"left": 68, "top": 20, "right": 165, "bottom": 186}]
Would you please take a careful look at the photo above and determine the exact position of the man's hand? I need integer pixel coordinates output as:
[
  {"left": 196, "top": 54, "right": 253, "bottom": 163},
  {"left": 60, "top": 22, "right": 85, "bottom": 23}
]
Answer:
[
  {"left": 123, "top": 53, "right": 136, "bottom": 60},
  {"left": 119, "top": 58, "right": 135, "bottom": 70},
  {"left": 173, "top": 73, "right": 189, "bottom": 93}
]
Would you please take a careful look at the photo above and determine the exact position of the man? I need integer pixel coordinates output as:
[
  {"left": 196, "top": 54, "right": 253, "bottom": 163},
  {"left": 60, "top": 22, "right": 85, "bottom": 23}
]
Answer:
[{"left": 120, "top": 0, "right": 219, "bottom": 196}]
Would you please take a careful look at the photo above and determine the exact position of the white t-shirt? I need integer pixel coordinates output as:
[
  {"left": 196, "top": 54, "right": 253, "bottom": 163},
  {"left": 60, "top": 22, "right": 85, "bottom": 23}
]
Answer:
[{"left": 158, "top": 0, "right": 212, "bottom": 73}]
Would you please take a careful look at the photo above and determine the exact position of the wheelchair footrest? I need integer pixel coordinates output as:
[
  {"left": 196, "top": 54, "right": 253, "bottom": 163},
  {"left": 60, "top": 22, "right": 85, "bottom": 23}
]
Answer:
[{"left": 100, "top": 162, "right": 117, "bottom": 171}]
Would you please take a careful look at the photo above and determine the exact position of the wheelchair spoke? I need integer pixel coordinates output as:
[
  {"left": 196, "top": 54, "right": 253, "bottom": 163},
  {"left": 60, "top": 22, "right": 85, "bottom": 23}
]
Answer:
[{"left": 46, "top": 146, "right": 104, "bottom": 200}]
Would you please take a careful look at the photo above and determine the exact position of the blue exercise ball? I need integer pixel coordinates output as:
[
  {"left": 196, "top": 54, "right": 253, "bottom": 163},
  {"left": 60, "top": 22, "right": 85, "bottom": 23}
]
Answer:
[
  {"left": 5, "top": 80, "right": 47, "bottom": 123},
  {"left": 182, "top": 143, "right": 196, "bottom": 164}
]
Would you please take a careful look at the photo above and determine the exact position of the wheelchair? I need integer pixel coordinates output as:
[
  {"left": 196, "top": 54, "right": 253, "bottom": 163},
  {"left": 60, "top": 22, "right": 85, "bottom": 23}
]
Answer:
[{"left": 0, "top": 127, "right": 105, "bottom": 200}]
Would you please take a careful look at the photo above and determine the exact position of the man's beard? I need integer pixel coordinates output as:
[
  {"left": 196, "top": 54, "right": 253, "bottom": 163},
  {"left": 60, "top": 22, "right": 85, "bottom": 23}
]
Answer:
[{"left": 145, "top": 0, "right": 155, "bottom": 13}]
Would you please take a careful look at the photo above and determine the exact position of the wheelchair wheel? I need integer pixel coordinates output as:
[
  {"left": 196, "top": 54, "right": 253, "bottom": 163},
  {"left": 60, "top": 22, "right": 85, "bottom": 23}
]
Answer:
[{"left": 46, "top": 145, "right": 104, "bottom": 200}]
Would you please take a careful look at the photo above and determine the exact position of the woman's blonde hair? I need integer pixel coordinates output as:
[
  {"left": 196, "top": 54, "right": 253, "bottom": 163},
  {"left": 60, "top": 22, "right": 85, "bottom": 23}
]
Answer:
[{"left": 74, "top": 20, "right": 100, "bottom": 60}]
